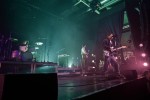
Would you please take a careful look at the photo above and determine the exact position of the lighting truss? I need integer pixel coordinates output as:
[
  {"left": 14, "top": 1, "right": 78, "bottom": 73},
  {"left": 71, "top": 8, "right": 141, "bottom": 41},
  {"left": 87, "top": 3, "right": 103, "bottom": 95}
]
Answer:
[{"left": 74, "top": 0, "right": 123, "bottom": 14}]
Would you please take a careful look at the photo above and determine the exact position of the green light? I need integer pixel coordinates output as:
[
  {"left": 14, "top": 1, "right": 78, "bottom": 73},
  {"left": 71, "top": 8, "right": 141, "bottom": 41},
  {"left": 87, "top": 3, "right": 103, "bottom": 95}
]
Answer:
[
  {"left": 99, "top": 0, "right": 120, "bottom": 11},
  {"left": 35, "top": 47, "right": 39, "bottom": 49},
  {"left": 68, "top": 60, "right": 73, "bottom": 68},
  {"left": 35, "top": 42, "right": 43, "bottom": 46},
  {"left": 100, "top": 0, "right": 109, "bottom": 5}
]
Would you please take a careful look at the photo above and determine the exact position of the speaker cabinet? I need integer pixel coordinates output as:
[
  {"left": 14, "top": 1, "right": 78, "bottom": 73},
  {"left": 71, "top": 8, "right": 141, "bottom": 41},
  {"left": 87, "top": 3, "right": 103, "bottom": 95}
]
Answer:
[
  {"left": 0, "top": 73, "right": 58, "bottom": 100},
  {"left": 122, "top": 70, "right": 138, "bottom": 80}
]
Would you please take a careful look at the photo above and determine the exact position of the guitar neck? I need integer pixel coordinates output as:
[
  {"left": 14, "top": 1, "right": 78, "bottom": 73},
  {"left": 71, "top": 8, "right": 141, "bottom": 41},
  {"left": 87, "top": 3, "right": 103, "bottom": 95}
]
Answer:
[
  {"left": 116, "top": 47, "right": 123, "bottom": 50},
  {"left": 112, "top": 46, "right": 125, "bottom": 51}
]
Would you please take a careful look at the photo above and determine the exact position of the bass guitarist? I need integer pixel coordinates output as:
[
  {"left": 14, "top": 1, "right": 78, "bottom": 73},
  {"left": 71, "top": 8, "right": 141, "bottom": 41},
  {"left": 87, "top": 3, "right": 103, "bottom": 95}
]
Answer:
[{"left": 102, "top": 33, "right": 126, "bottom": 77}]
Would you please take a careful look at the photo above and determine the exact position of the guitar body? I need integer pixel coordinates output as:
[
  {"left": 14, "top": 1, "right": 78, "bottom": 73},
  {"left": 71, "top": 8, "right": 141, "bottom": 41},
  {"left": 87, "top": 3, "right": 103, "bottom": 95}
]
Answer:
[
  {"left": 103, "top": 50, "right": 110, "bottom": 56},
  {"left": 103, "top": 46, "right": 127, "bottom": 56},
  {"left": 82, "top": 53, "right": 88, "bottom": 59}
]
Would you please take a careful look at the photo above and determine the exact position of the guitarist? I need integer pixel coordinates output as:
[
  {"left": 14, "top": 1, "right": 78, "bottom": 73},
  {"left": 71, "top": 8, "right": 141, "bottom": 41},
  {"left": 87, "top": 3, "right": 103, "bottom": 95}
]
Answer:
[
  {"left": 102, "top": 33, "right": 122, "bottom": 77},
  {"left": 81, "top": 44, "right": 89, "bottom": 76}
]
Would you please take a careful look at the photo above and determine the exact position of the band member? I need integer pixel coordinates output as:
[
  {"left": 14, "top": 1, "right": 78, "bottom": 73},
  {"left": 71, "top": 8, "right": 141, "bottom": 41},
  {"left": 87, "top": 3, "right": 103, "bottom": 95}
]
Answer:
[
  {"left": 19, "top": 41, "right": 29, "bottom": 52},
  {"left": 19, "top": 40, "right": 33, "bottom": 61},
  {"left": 81, "top": 44, "right": 89, "bottom": 76},
  {"left": 102, "top": 33, "right": 121, "bottom": 76}
]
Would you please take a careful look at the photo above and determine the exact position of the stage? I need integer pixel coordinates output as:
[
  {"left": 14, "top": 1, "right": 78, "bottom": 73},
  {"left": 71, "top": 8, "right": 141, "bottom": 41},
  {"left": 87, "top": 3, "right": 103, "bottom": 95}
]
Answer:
[
  {"left": 58, "top": 75, "right": 126, "bottom": 100},
  {"left": 58, "top": 74, "right": 150, "bottom": 100},
  {"left": 0, "top": 61, "right": 150, "bottom": 100}
]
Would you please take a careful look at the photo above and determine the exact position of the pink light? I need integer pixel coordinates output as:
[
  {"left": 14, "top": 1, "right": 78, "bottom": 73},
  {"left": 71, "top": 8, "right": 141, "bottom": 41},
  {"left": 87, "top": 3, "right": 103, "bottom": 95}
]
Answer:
[
  {"left": 92, "top": 67, "right": 95, "bottom": 68},
  {"left": 139, "top": 43, "right": 143, "bottom": 47},
  {"left": 115, "top": 57, "right": 118, "bottom": 59},
  {"left": 143, "top": 62, "right": 148, "bottom": 67},
  {"left": 141, "top": 53, "right": 146, "bottom": 57}
]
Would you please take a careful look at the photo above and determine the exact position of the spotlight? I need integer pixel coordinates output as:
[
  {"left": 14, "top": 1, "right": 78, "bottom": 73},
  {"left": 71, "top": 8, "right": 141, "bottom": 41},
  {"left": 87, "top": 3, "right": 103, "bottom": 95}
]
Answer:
[
  {"left": 139, "top": 43, "right": 143, "bottom": 47},
  {"left": 115, "top": 57, "right": 118, "bottom": 60},
  {"left": 143, "top": 62, "right": 148, "bottom": 67},
  {"left": 92, "top": 66, "right": 95, "bottom": 68},
  {"left": 92, "top": 54, "right": 95, "bottom": 57},
  {"left": 141, "top": 53, "right": 146, "bottom": 57},
  {"left": 35, "top": 47, "right": 39, "bottom": 50},
  {"left": 92, "top": 60, "right": 95, "bottom": 63},
  {"left": 35, "top": 42, "right": 43, "bottom": 46}
]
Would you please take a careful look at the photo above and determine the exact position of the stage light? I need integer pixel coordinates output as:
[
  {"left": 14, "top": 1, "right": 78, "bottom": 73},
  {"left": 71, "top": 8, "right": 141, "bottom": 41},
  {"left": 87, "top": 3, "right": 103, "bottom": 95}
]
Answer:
[
  {"left": 68, "top": 65, "right": 72, "bottom": 68},
  {"left": 141, "top": 53, "right": 146, "bottom": 57},
  {"left": 92, "top": 60, "right": 95, "bottom": 63},
  {"left": 143, "top": 62, "right": 148, "bottom": 67},
  {"left": 115, "top": 57, "right": 118, "bottom": 60},
  {"left": 100, "top": 0, "right": 109, "bottom": 5},
  {"left": 92, "top": 67, "right": 95, "bottom": 68},
  {"left": 35, "top": 47, "right": 39, "bottom": 50},
  {"left": 139, "top": 43, "right": 143, "bottom": 47},
  {"left": 92, "top": 54, "right": 96, "bottom": 57},
  {"left": 35, "top": 42, "right": 43, "bottom": 46}
]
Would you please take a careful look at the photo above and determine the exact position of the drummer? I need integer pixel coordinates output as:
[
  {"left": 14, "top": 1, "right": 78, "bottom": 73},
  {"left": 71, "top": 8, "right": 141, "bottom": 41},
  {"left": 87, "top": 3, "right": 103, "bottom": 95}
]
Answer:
[
  {"left": 19, "top": 40, "right": 33, "bottom": 62},
  {"left": 11, "top": 40, "right": 23, "bottom": 61},
  {"left": 19, "top": 40, "right": 29, "bottom": 53},
  {"left": 11, "top": 40, "right": 33, "bottom": 61}
]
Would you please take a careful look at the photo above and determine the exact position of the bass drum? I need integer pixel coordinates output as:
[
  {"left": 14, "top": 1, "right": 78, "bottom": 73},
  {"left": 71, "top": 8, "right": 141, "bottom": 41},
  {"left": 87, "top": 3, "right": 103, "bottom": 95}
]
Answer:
[{"left": 20, "top": 51, "right": 33, "bottom": 61}]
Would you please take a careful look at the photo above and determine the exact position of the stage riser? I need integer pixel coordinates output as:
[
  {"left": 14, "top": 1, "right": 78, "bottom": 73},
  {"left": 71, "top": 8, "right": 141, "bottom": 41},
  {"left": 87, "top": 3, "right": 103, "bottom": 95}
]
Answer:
[
  {"left": 0, "top": 63, "right": 57, "bottom": 74},
  {"left": 0, "top": 63, "right": 82, "bottom": 76}
]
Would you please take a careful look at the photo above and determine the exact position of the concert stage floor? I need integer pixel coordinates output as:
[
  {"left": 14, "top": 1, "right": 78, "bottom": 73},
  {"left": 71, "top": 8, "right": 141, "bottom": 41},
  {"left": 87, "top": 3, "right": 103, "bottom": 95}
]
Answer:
[{"left": 58, "top": 75, "right": 127, "bottom": 100}]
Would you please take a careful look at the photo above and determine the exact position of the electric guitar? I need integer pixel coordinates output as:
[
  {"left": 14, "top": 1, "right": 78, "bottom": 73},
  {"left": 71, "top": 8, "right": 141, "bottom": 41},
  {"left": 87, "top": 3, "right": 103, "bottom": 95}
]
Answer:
[
  {"left": 85, "top": 50, "right": 90, "bottom": 58},
  {"left": 82, "top": 50, "right": 89, "bottom": 59},
  {"left": 104, "top": 46, "right": 127, "bottom": 56}
]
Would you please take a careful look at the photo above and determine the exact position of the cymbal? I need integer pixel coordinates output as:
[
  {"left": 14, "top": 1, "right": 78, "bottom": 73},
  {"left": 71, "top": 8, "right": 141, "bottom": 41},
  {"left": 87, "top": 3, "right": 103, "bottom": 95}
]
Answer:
[
  {"left": 9, "top": 38, "right": 18, "bottom": 41},
  {"left": 0, "top": 38, "right": 18, "bottom": 42},
  {"left": 13, "top": 38, "right": 18, "bottom": 41}
]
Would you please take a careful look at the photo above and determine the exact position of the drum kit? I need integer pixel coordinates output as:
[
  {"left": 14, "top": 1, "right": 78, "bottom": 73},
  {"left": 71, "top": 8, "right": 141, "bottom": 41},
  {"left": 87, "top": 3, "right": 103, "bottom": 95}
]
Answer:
[
  {"left": 0, "top": 35, "right": 34, "bottom": 61},
  {"left": 12, "top": 41, "right": 34, "bottom": 62}
]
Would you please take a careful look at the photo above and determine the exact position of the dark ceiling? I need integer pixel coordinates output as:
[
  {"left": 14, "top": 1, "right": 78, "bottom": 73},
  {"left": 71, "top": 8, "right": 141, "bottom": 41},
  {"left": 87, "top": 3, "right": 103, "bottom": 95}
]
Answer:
[
  {"left": 0, "top": 0, "right": 126, "bottom": 61},
  {"left": 0, "top": 0, "right": 124, "bottom": 40}
]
